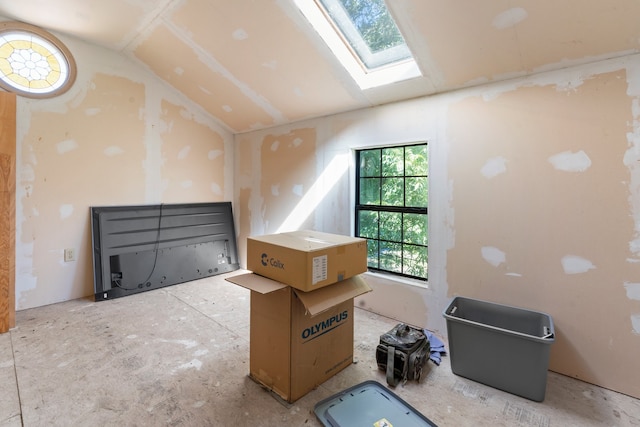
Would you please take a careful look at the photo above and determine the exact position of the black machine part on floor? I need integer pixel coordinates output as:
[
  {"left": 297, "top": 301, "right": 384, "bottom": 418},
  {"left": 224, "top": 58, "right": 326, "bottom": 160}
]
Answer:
[
  {"left": 376, "top": 323, "right": 431, "bottom": 387},
  {"left": 91, "top": 202, "right": 239, "bottom": 301},
  {"left": 314, "top": 380, "right": 437, "bottom": 427}
]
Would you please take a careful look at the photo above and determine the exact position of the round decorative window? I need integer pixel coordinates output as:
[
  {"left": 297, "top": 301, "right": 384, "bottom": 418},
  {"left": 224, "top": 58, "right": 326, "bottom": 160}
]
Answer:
[{"left": 0, "top": 22, "right": 76, "bottom": 98}]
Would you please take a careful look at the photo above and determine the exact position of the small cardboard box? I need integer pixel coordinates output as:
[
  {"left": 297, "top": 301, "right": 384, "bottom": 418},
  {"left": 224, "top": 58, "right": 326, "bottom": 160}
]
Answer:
[
  {"left": 226, "top": 272, "right": 372, "bottom": 403},
  {"left": 246, "top": 230, "right": 368, "bottom": 292}
]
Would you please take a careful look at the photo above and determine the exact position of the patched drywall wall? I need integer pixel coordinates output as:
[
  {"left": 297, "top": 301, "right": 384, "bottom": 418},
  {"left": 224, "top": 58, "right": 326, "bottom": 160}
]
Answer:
[
  {"left": 15, "top": 35, "right": 234, "bottom": 310},
  {"left": 235, "top": 56, "right": 640, "bottom": 398},
  {"left": 18, "top": 73, "right": 147, "bottom": 308},
  {"left": 260, "top": 129, "right": 316, "bottom": 232},
  {"left": 234, "top": 128, "right": 317, "bottom": 264},
  {"left": 160, "top": 100, "right": 226, "bottom": 201},
  {"left": 447, "top": 69, "right": 640, "bottom": 397}
]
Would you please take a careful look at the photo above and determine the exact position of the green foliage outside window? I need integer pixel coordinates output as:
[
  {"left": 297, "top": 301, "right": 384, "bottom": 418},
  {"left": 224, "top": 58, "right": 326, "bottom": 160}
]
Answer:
[
  {"left": 356, "top": 143, "right": 428, "bottom": 280},
  {"left": 318, "top": 0, "right": 412, "bottom": 69},
  {"left": 338, "top": 0, "right": 406, "bottom": 53}
]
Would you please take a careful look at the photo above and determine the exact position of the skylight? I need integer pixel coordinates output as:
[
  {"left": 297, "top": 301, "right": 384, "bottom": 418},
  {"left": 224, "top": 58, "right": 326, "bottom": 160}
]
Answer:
[{"left": 296, "top": 0, "right": 421, "bottom": 89}]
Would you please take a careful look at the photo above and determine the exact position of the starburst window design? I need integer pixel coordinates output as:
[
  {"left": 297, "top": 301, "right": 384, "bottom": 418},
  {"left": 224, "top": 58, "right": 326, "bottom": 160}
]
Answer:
[{"left": 0, "top": 22, "right": 76, "bottom": 98}]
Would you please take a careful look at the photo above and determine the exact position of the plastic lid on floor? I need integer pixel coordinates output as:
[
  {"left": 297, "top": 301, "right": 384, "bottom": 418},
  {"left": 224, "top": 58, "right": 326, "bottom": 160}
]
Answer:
[{"left": 314, "top": 380, "right": 438, "bottom": 427}]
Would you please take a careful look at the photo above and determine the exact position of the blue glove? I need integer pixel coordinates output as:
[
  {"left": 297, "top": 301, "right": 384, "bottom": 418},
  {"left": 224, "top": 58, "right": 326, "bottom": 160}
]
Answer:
[{"left": 423, "top": 329, "right": 446, "bottom": 366}]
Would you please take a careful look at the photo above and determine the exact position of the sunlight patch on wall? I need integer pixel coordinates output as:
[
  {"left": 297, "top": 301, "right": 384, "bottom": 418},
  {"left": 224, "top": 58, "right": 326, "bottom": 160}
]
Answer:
[{"left": 276, "top": 152, "right": 349, "bottom": 233}]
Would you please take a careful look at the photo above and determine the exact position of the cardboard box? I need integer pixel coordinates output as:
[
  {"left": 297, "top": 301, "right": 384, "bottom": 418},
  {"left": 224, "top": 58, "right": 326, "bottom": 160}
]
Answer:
[
  {"left": 246, "top": 230, "right": 368, "bottom": 292},
  {"left": 226, "top": 272, "right": 372, "bottom": 403}
]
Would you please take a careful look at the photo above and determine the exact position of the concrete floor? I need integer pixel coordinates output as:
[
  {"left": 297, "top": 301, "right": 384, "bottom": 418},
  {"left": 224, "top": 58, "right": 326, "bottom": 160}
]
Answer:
[{"left": 1, "top": 271, "right": 639, "bottom": 427}]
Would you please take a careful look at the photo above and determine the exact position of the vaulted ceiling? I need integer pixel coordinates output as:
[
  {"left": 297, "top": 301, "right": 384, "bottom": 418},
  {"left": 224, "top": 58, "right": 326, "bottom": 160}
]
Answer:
[{"left": 0, "top": 0, "right": 639, "bottom": 133}]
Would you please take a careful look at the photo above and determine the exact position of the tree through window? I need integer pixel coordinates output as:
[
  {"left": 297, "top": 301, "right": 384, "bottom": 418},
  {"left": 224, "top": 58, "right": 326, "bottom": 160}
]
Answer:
[
  {"left": 355, "top": 143, "right": 428, "bottom": 280},
  {"left": 318, "top": 0, "right": 412, "bottom": 69}
]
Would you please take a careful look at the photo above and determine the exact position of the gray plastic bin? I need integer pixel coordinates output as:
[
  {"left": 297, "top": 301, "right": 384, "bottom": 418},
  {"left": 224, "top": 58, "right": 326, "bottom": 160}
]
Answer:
[{"left": 443, "top": 296, "right": 555, "bottom": 401}]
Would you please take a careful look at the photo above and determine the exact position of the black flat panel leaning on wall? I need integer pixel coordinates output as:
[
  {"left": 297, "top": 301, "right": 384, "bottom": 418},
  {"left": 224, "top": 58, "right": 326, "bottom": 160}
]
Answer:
[{"left": 91, "top": 202, "right": 239, "bottom": 301}]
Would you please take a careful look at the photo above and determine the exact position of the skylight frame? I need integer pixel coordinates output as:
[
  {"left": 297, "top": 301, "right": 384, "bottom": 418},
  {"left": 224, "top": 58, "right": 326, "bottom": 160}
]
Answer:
[
  {"left": 295, "top": 0, "right": 422, "bottom": 90},
  {"left": 317, "top": 0, "right": 412, "bottom": 70}
]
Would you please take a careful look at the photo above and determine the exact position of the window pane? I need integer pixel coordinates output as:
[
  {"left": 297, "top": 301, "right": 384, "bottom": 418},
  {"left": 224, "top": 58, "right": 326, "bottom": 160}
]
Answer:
[
  {"left": 406, "top": 145, "right": 428, "bottom": 176},
  {"left": 403, "top": 244, "right": 428, "bottom": 278},
  {"left": 406, "top": 177, "right": 428, "bottom": 207},
  {"left": 404, "top": 213, "right": 427, "bottom": 246},
  {"left": 354, "top": 143, "right": 428, "bottom": 281},
  {"left": 382, "top": 147, "right": 404, "bottom": 176},
  {"left": 358, "top": 210, "right": 378, "bottom": 239},
  {"left": 380, "top": 241, "right": 402, "bottom": 273},
  {"left": 366, "top": 239, "right": 379, "bottom": 268},
  {"left": 359, "top": 149, "right": 380, "bottom": 177},
  {"left": 380, "top": 211, "right": 401, "bottom": 242},
  {"left": 360, "top": 178, "right": 380, "bottom": 204},
  {"left": 381, "top": 177, "right": 403, "bottom": 206},
  {"left": 338, "top": 0, "right": 406, "bottom": 52}
]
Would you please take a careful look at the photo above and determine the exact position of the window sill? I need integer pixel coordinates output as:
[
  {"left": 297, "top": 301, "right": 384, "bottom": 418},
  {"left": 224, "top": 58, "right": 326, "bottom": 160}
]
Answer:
[{"left": 363, "top": 270, "right": 428, "bottom": 289}]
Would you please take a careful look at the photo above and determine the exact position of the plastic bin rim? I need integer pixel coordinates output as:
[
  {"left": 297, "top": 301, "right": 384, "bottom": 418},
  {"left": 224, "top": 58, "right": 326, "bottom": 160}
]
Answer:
[{"left": 442, "top": 296, "right": 555, "bottom": 343}]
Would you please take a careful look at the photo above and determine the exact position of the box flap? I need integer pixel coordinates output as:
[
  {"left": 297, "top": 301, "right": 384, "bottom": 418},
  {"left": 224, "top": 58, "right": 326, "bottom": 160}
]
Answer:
[
  {"left": 249, "top": 230, "right": 365, "bottom": 252},
  {"left": 294, "top": 275, "right": 372, "bottom": 316},
  {"left": 225, "top": 272, "right": 288, "bottom": 294}
]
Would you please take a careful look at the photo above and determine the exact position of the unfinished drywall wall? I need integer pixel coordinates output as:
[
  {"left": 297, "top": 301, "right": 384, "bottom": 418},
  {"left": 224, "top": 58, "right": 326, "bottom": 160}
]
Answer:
[
  {"left": 160, "top": 100, "right": 226, "bottom": 201},
  {"left": 15, "top": 34, "right": 234, "bottom": 310},
  {"left": 235, "top": 128, "right": 317, "bottom": 264},
  {"left": 235, "top": 55, "right": 640, "bottom": 398},
  {"left": 260, "top": 129, "right": 316, "bottom": 232},
  {"left": 447, "top": 69, "right": 640, "bottom": 397}
]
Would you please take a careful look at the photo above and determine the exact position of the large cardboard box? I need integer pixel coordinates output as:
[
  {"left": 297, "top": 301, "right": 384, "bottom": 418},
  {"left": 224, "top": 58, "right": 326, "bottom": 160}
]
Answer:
[
  {"left": 246, "top": 230, "right": 367, "bottom": 292},
  {"left": 226, "top": 272, "right": 372, "bottom": 403}
]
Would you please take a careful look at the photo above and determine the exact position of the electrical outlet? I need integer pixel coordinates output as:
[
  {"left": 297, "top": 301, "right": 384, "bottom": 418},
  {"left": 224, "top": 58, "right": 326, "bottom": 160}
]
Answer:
[{"left": 64, "top": 248, "right": 75, "bottom": 262}]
